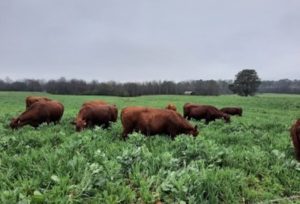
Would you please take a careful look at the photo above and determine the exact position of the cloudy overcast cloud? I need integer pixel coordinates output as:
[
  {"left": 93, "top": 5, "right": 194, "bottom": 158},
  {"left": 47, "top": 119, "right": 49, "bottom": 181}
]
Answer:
[{"left": 0, "top": 0, "right": 299, "bottom": 82}]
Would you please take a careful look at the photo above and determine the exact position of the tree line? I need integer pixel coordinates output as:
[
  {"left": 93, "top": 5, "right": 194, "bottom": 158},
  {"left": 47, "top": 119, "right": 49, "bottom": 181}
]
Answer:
[{"left": 0, "top": 77, "right": 299, "bottom": 96}]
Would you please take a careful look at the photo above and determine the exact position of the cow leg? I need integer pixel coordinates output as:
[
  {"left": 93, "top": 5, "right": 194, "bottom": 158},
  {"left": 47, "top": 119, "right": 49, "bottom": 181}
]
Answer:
[
  {"left": 33, "top": 123, "right": 39, "bottom": 129},
  {"left": 168, "top": 127, "right": 177, "bottom": 140},
  {"left": 54, "top": 119, "right": 61, "bottom": 125},
  {"left": 87, "top": 121, "right": 93, "bottom": 128},
  {"left": 170, "top": 133, "right": 176, "bottom": 140},
  {"left": 103, "top": 122, "right": 110, "bottom": 129},
  {"left": 122, "top": 129, "right": 131, "bottom": 140},
  {"left": 205, "top": 119, "right": 210, "bottom": 125}
]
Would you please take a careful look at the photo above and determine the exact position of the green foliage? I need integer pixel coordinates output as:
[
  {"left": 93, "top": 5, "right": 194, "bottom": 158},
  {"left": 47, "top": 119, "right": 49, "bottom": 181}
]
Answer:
[
  {"left": 230, "top": 69, "right": 261, "bottom": 96},
  {"left": 0, "top": 92, "right": 300, "bottom": 203}
]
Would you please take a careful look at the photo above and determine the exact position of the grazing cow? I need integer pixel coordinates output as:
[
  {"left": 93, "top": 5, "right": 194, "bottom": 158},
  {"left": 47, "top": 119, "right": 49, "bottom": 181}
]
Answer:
[
  {"left": 183, "top": 103, "right": 202, "bottom": 118},
  {"left": 75, "top": 104, "right": 118, "bottom": 132},
  {"left": 70, "top": 100, "right": 111, "bottom": 125},
  {"left": 165, "top": 103, "right": 177, "bottom": 111},
  {"left": 70, "top": 100, "right": 112, "bottom": 125},
  {"left": 290, "top": 119, "right": 300, "bottom": 161},
  {"left": 184, "top": 104, "right": 230, "bottom": 124},
  {"left": 220, "top": 107, "right": 243, "bottom": 116},
  {"left": 82, "top": 100, "right": 107, "bottom": 107},
  {"left": 121, "top": 106, "right": 198, "bottom": 139},
  {"left": 10, "top": 100, "right": 64, "bottom": 129},
  {"left": 25, "top": 96, "right": 52, "bottom": 109}
]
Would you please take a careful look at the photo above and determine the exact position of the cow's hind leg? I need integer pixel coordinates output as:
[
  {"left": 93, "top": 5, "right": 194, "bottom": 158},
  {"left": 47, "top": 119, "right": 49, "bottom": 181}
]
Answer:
[
  {"left": 122, "top": 126, "right": 132, "bottom": 140},
  {"left": 103, "top": 122, "right": 110, "bottom": 129}
]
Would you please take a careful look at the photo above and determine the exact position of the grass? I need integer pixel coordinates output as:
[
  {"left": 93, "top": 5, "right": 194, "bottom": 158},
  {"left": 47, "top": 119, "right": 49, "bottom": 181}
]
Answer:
[{"left": 0, "top": 91, "right": 300, "bottom": 203}]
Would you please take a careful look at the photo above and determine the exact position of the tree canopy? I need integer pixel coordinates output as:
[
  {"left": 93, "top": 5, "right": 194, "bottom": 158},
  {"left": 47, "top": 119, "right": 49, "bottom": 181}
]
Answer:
[{"left": 229, "top": 69, "right": 261, "bottom": 96}]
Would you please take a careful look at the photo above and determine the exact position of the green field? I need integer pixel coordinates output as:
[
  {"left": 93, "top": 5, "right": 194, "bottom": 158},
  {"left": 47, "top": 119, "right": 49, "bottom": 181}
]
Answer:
[{"left": 1, "top": 92, "right": 300, "bottom": 203}]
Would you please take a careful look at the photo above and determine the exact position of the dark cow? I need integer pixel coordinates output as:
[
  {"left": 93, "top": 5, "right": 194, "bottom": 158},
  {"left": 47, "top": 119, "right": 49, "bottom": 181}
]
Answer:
[
  {"left": 25, "top": 96, "right": 52, "bottom": 109},
  {"left": 75, "top": 104, "right": 118, "bottom": 132},
  {"left": 121, "top": 106, "right": 198, "bottom": 139},
  {"left": 184, "top": 104, "right": 230, "bottom": 124},
  {"left": 10, "top": 100, "right": 64, "bottom": 129},
  {"left": 183, "top": 103, "right": 201, "bottom": 118},
  {"left": 165, "top": 103, "right": 177, "bottom": 111},
  {"left": 220, "top": 107, "right": 243, "bottom": 116},
  {"left": 291, "top": 119, "right": 300, "bottom": 161}
]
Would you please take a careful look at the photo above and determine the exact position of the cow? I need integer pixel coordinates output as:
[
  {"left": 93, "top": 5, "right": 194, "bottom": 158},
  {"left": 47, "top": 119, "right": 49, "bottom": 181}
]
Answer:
[
  {"left": 70, "top": 100, "right": 112, "bottom": 125},
  {"left": 121, "top": 106, "right": 198, "bottom": 139},
  {"left": 290, "top": 119, "right": 300, "bottom": 161},
  {"left": 165, "top": 103, "right": 177, "bottom": 111},
  {"left": 25, "top": 96, "right": 52, "bottom": 109},
  {"left": 74, "top": 104, "right": 118, "bottom": 132},
  {"left": 183, "top": 103, "right": 202, "bottom": 118},
  {"left": 10, "top": 100, "right": 64, "bottom": 129},
  {"left": 184, "top": 104, "right": 230, "bottom": 124},
  {"left": 82, "top": 100, "right": 107, "bottom": 107},
  {"left": 220, "top": 107, "right": 243, "bottom": 116}
]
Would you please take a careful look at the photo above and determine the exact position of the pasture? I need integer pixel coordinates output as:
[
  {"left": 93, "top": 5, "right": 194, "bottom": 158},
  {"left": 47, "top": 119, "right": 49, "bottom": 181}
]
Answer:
[{"left": 0, "top": 91, "right": 300, "bottom": 203}]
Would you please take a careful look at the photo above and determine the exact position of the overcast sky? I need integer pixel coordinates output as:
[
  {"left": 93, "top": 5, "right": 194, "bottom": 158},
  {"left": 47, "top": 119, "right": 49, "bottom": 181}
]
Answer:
[{"left": 0, "top": 0, "right": 299, "bottom": 82}]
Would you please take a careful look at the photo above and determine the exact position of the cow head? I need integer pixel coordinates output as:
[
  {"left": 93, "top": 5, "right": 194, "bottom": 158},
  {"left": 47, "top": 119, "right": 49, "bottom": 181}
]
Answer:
[
  {"left": 166, "top": 104, "right": 177, "bottom": 111},
  {"left": 10, "top": 118, "right": 20, "bottom": 129},
  {"left": 223, "top": 114, "right": 231, "bottom": 123},
  {"left": 75, "top": 118, "right": 87, "bottom": 132},
  {"left": 189, "top": 125, "right": 198, "bottom": 137}
]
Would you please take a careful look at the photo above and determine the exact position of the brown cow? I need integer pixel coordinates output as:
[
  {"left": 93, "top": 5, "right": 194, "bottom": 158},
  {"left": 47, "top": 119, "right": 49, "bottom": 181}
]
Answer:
[
  {"left": 10, "top": 100, "right": 64, "bottom": 129},
  {"left": 70, "top": 100, "right": 112, "bottom": 125},
  {"left": 184, "top": 104, "right": 230, "bottom": 124},
  {"left": 121, "top": 106, "right": 198, "bottom": 139},
  {"left": 82, "top": 100, "right": 107, "bottom": 107},
  {"left": 165, "top": 103, "right": 177, "bottom": 111},
  {"left": 220, "top": 107, "right": 243, "bottom": 116},
  {"left": 291, "top": 119, "right": 300, "bottom": 161},
  {"left": 75, "top": 104, "right": 118, "bottom": 132},
  {"left": 25, "top": 96, "right": 52, "bottom": 109},
  {"left": 183, "top": 103, "right": 202, "bottom": 118}
]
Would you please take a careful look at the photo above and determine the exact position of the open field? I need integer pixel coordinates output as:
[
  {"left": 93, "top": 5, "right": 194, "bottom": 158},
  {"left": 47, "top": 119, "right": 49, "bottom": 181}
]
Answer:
[{"left": 1, "top": 92, "right": 300, "bottom": 203}]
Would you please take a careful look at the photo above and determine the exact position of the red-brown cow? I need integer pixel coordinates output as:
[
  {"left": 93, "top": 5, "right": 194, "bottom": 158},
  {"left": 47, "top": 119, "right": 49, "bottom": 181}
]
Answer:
[
  {"left": 10, "top": 100, "right": 64, "bottom": 129},
  {"left": 291, "top": 119, "right": 300, "bottom": 161},
  {"left": 121, "top": 106, "right": 198, "bottom": 139},
  {"left": 75, "top": 104, "right": 118, "bottom": 132},
  {"left": 165, "top": 104, "right": 177, "bottom": 111},
  {"left": 70, "top": 100, "right": 110, "bottom": 125},
  {"left": 183, "top": 103, "right": 201, "bottom": 118},
  {"left": 220, "top": 107, "right": 243, "bottom": 116},
  {"left": 82, "top": 100, "right": 107, "bottom": 107},
  {"left": 25, "top": 96, "right": 52, "bottom": 109},
  {"left": 184, "top": 104, "right": 230, "bottom": 124}
]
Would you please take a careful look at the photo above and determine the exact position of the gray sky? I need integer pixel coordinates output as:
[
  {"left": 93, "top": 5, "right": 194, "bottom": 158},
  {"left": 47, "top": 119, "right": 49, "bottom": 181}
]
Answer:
[{"left": 0, "top": 0, "right": 299, "bottom": 82}]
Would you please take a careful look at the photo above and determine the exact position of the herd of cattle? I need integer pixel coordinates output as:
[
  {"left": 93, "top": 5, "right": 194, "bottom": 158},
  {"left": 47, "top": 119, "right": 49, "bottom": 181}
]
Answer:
[{"left": 8, "top": 96, "right": 300, "bottom": 161}]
